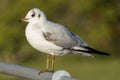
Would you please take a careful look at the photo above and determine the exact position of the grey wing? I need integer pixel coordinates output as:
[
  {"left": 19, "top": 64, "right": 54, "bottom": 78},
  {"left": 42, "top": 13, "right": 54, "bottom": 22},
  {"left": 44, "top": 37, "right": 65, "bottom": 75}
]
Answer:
[
  {"left": 74, "top": 34, "right": 88, "bottom": 46},
  {"left": 43, "top": 23, "right": 87, "bottom": 48}
]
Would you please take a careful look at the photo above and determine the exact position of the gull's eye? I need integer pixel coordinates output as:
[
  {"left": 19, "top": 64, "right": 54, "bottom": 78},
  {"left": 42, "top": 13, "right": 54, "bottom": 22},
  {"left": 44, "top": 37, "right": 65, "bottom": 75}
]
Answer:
[{"left": 31, "top": 14, "right": 35, "bottom": 17}]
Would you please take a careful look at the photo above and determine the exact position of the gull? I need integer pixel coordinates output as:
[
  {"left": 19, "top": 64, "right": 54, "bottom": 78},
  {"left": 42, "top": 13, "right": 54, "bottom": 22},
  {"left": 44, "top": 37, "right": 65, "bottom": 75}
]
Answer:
[{"left": 20, "top": 8, "right": 110, "bottom": 73}]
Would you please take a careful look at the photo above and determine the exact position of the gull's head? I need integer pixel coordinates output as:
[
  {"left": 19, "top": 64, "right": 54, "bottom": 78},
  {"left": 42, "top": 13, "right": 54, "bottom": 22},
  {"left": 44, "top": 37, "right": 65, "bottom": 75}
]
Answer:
[{"left": 20, "top": 8, "right": 47, "bottom": 23}]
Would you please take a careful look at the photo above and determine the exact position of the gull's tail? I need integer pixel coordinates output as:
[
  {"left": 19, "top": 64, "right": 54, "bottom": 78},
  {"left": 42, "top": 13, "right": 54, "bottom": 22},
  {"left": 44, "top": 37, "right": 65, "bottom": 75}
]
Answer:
[{"left": 72, "top": 46, "right": 110, "bottom": 56}]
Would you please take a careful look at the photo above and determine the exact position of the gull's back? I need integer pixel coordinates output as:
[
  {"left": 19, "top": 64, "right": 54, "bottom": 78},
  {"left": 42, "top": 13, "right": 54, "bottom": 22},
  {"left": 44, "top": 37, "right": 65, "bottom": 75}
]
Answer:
[{"left": 41, "top": 20, "right": 88, "bottom": 48}]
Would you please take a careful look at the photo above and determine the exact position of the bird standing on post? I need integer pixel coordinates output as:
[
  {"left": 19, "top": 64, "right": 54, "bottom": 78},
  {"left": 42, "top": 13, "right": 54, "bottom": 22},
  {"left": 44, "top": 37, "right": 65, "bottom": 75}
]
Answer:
[{"left": 20, "top": 8, "right": 110, "bottom": 73}]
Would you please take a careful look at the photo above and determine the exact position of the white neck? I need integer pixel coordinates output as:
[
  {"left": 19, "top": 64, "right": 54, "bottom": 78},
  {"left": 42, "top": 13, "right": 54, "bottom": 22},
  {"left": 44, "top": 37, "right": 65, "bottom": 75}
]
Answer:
[{"left": 39, "top": 11, "right": 48, "bottom": 24}]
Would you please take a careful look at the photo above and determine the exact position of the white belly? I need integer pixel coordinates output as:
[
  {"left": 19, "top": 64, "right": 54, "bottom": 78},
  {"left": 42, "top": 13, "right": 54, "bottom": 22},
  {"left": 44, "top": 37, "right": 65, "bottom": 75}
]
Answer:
[{"left": 25, "top": 24, "right": 63, "bottom": 55}]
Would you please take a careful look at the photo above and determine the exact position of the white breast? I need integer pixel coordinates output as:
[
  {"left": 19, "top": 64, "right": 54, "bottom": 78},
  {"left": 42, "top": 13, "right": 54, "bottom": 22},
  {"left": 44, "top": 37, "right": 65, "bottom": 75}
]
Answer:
[{"left": 25, "top": 23, "right": 63, "bottom": 55}]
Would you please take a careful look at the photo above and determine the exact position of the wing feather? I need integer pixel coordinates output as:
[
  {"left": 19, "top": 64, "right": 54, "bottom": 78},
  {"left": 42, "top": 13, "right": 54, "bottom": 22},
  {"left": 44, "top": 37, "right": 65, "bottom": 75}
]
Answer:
[{"left": 42, "top": 21, "right": 87, "bottom": 48}]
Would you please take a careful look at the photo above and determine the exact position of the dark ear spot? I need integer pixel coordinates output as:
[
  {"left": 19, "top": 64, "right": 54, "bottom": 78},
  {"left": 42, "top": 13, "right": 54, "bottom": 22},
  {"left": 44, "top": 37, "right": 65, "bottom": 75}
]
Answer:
[{"left": 38, "top": 14, "right": 41, "bottom": 18}]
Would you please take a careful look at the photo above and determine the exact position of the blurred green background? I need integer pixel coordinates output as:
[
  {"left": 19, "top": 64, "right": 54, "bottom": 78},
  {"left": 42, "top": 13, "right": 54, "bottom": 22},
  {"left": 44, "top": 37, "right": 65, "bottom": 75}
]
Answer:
[{"left": 0, "top": 0, "right": 120, "bottom": 80}]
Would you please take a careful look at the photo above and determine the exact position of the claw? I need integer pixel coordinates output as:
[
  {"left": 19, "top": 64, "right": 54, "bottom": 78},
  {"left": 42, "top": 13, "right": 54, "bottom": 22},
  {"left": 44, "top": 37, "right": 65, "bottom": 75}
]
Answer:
[{"left": 39, "top": 69, "right": 54, "bottom": 75}]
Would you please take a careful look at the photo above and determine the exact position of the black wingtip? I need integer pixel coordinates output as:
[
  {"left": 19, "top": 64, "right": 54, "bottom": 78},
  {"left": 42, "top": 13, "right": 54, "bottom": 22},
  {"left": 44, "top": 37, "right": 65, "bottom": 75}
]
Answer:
[
  {"left": 72, "top": 46, "right": 110, "bottom": 56},
  {"left": 83, "top": 46, "right": 110, "bottom": 56}
]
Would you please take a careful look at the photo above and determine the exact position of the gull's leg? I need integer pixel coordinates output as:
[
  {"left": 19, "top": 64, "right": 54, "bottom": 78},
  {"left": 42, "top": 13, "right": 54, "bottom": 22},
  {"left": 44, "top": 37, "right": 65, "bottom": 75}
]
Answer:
[
  {"left": 39, "top": 54, "right": 50, "bottom": 74},
  {"left": 51, "top": 55, "right": 55, "bottom": 72},
  {"left": 46, "top": 54, "right": 50, "bottom": 70}
]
